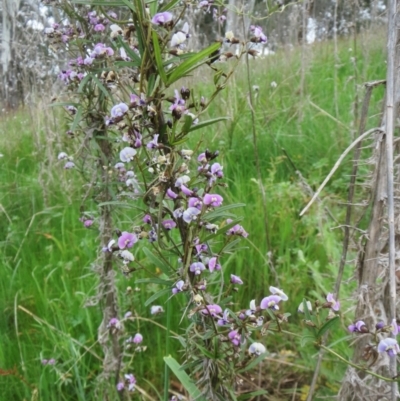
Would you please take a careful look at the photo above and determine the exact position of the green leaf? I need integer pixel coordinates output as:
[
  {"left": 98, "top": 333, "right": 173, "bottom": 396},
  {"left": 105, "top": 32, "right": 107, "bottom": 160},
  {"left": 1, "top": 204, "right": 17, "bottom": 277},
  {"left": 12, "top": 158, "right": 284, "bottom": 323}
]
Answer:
[
  {"left": 188, "top": 117, "right": 229, "bottom": 133},
  {"left": 152, "top": 31, "right": 167, "bottom": 84},
  {"left": 180, "top": 114, "right": 193, "bottom": 134},
  {"left": 163, "top": 356, "right": 205, "bottom": 401},
  {"left": 300, "top": 334, "right": 316, "bottom": 347},
  {"left": 160, "top": 0, "right": 180, "bottom": 12},
  {"left": 202, "top": 203, "right": 246, "bottom": 222},
  {"left": 238, "top": 352, "right": 267, "bottom": 373},
  {"left": 120, "top": 0, "right": 136, "bottom": 12},
  {"left": 135, "top": 278, "right": 171, "bottom": 285},
  {"left": 192, "top": 342, "right": 214, "bottom": 359},
  {"left": 317, "top": 316, "right": 339, "bottom": 339},
  {"left": 77, "top": 73, "right": 92, "bottom": 93},
  {"left": 167, "top": 42, "right": 221, "bottom": 85},
  {"left": 92, "top": 75, "right": 112, "bottom": 100},
  {"left": 70, "top": 106, "right": 83, "bottom": 133},
  {"left": 142, "top": 247, "right": 172, "bottom": 276},
  {"left": 238, "top": 390, "right": 269, "bottom": 400},
  {"left": 144, "top": 288, "right": 170, "bottom": 307}
]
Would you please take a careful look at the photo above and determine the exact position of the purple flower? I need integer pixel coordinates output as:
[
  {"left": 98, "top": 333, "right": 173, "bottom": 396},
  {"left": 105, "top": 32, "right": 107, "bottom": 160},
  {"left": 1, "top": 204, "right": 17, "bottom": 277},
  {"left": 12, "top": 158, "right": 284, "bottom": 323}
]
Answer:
[
  {"left": 116, "top": 382, "right": 125, "bottom": 391},
  {"left": 108, "top": 317, "right": 121, "bottom": 329},
  {"left": 172, "top": 280, "right": 185, "bottom": 294},
  {"left": 151, "top": 12, "right": 173, "bottom": 26},
  {"left": 326, "top": 293, "right": 340, "bottom": 312},
  {"left": 182, "top": 207, "right": 201, "bottom": 224},
  {"left": 203, "top": 194, "right": 223, "bottom": 207},
  {"left": 188, "top": 197, "right": 202, "bottom": 210},
  {"left": 228, "top": 330, "right": 241, "bottom": 346},
  {"left": 198, "top": 152, "right": 207, "bottom": 163},
  {"left": 208, "top": 257, "right": 221, "bottom": 272},
  {"left": 376, "top": 321, "right": 385, "bottom": 330},
  {"left": 226, "top": 219, "right": 249, "bottom": 237},
  {"left": 390, "top": 318, "right": 399, "bottom": 335},
  {"left": 201, "top": 304, "right": 222, "bottom": 317},
  {"left": 125, "top": 373, "right": 136, "bottom": 391},
  {"left": 94, "top": 23, "right": 105, "bottom": 31},
  {"left": 133, "top": 333, "right": 143, "bottom": 344},
  {"left": 83, "top": 219, "right": 93, "bottom": 228},
  {"left": 92, "top": 42, "right": 114, "bottom": 57},
  {"left": 180, "top": 184, "right": 193, "bottom": 196},
  {"left": 166, "top": 188, "right": 178, "bottom": 199},
  {"left": 348, "top": 321, "right": 368, "bottom": 333},
  {"left": 190, "top": 262, "right": 206, "bottom": 275},
  {"left": 111, "top": 103, "right": 129, "bottom": 119},
  {"left": 378, "top": 338, "right": 400, "bottom": 357},
  {"left": 260, "top": 295, "right": 282, "bottom": 310},
  {"left": 118, "top": 232, "right": 138, "bottom": 249},
  {"left": 230, "top": 274, "right": 243, "bottom": 285},
  {"left": 143, "top": 214, "right": 152, "bottom": 224},
  {"left": 211, "top": 162, "right": 223, "bottom": 178},
  {"left": 162, "top": 219, "right": 176, "bottom": 230},
  {"left": 250, "top": 25, "right": 267, "bottom": 43}
]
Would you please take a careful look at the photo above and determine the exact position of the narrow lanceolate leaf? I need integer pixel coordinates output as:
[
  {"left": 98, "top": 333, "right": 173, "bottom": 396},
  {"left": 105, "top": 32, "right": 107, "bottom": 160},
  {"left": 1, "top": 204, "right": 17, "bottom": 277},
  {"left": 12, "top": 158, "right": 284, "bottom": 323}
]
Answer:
[
  {"left": 238, "top": 353, "right": 267, "bottom": 373},
  {"left": 152, "top": 31, "right": 167, "bottom": 84},
  {"left": 202, "top": 203, "right": 246, "bottom": 222},
  {"left": 142, "top": 246, "right": 172, "bottom": 276},
  {"left": 144, "top": 288, "right": 170, "bottom": 307},
  {"left": 238, "top": 390, "right": 269, "bottom": 400},
  {"left": 70, "top": 106, "right": 83, "bottom": 133},
  {"left": 163, "top": 356, "right": 206, "bottom": 401},
  {"left": 187, "top": 117, "right": 229, "bottom": 133},
  {"left": 167, "top": 42, "right": 221, "bottom": 85},
  {"left": 92, "top": 75, "right": 112, "bottom": 100},
  {"left": 317, "top": 316, "right": 339, "bottom": 339},
  {"left": 160, "top": 0, "right": 180, "bottom": 12}
]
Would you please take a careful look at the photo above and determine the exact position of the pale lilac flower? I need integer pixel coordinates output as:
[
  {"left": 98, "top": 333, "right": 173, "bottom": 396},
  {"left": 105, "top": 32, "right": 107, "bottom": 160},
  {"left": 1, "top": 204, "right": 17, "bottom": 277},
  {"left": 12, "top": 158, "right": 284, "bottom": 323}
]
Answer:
[
  {"left": 173, "top": 207, "right": 184, "bottom": 219},
  {"left": 203, "top": 194, "right": 223, "bottom": 207},
  {"left": 124, "top": 311, "right": 132, "bottom": 319},
  {"left": 166, "top": 188, "right": 178, "bottom": 199},
  {"left": 231, "top": 274, "right": 243, "bottom": 285},
  {"left": 83, "top": 219, "right": 93, "bottom": 228},
  {"left": 125, "top": 373, "right": 136, "bottom": 391},
  {"left": 111, "top": 103, "right": 129, "bottom": 119},
  {"left": 41, "top": 359, "right": 48, "bottom": 365},
  {"left": 348, "top": 321, "right": 367, "bottom": 333},
  {"left": 326, "top": 293, "right": 340, "bottom": 312},
  {"left": 390, "top": 318, "right": 399, "bottom": 335},
  {"left": 269, "top": 286, "right": 288, "bottom": 301},
  {"left": 248, "top": 342, "right": 266, "bottom": 355},
  {"left": 260, "top": 295, "right": 282, "bottom": 310},
  {"left": 162, "top": 219, "right": 176, "bottom": 230},
  {"left": 120, "top": 250, "right": 134, "bottom": 264},
  {"left": 152, "top": 12, "right": 173, "bottom": 25},
  {"left": 250, "top": 25, "right": 267, "bottom": 43},
  {"left": 115, "top": 162, "right": 125, "bottom": 170},
  {"left": 217, "top": 309, "right": 230, "bottom": 326},
  {"left": 190, "top": 262, "right": 206, "bottom": 275},
  {"left": 58, "top": 152, "right": 68, "bottom": 160},
  {"left": 133, "top": 333, "right": 143, "bottom": 344},
  {"left": 228, "top": 330, "right": 241, "bottom": 346},
  {"left": 146, "top": 134, "right": 159, "bottom": 149},
  {"left": 120, "top": 147, "right": 137, "bottom": 162},
  {"left": 118, "top": 232, "right": 138, "bottom": 249},
  {"left": 211, "top": 163, "right": 223, "bottom": 178},
  {"left": 151, "top": 305, "right": 164, "bottom": 315},
  {"left": 172, "top": 280, "right": 185, "bottom": 294},
  {"left": 378, "top": 338, "right": 400, "bottom": 357},
  {"left": 116, "top": 382, "right": 125, "bottom": 391},
  {"left": 182, "top": 207, "right": 201, "bottom": 224},
  {"left": 83, "top": 56, "right": 94, "bottom": 65},
  {"left": 198, "top": 152, "right": 207, "bottom": 163},
  {"left": 64, "top": 161, "right": 75, "bottom": 169},
  {"left": 208, "top": 257, "right": 221, "bottom": 272},
  {"left": 201, "top": 304, "right": 222, "bottom": 317},
  {"left": 92, "top": 42, "right": 114, "bottom": 57},
  {"left": 175, "top": 175, "right": 190, "bottom": 187},
  {"left": 171, "top": 31, "right": 187, "bottom": 48}
]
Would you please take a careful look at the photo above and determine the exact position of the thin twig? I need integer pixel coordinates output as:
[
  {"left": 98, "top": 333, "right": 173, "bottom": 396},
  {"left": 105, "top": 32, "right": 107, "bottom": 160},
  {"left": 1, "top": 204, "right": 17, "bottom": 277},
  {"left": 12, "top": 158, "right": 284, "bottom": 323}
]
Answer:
[{"left": 300, "top": 127, "right": 382, "bottom": 217}]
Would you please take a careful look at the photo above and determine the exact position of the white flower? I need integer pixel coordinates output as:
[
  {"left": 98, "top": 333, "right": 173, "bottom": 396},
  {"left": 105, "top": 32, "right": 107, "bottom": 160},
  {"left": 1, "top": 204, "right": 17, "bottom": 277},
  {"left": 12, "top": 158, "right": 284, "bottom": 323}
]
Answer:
[
  {"left": 171, "top": 31, "right": 187, "bottom": 47},
  {"left": 248, "top": 342, "right": 266, "bottom": 356},
  {"left": 58, "top": 152, "right": 68, "bottom": 160},
  {"left": 151, "top": 305, "right": 164, "bottom": 315},
  {"left": 107, "top": 239, "right": 116, "bottom": 251},
  {"left": 298, "top": 300, "right": 313, "bottom": 314},
  {"left": 120, "top": 250, "right": 134, "bottom": 264},
  {"left": 120, "top": 147, "right": 137, "bottom": 162},
  {"left": 269, "top": 286, "right": 288, "bottom": 301}
]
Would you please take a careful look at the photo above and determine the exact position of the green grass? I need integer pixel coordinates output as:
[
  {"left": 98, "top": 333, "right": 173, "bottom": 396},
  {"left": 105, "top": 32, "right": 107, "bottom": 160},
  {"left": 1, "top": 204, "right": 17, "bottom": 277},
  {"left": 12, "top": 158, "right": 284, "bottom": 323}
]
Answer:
[{"left": 0, "top": 29, "right": 387, "bottom": 400}]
